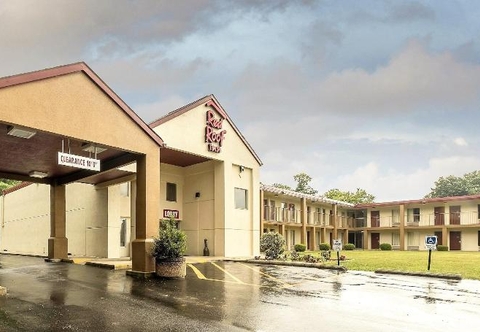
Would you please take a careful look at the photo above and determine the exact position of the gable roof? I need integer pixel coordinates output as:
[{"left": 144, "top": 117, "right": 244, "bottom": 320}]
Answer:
[
  {"left": 0, "top": 62, "right": 164, "bottom": 147},
  {"left": 149, "top": 94, "right": 263, "bottom": 166}
]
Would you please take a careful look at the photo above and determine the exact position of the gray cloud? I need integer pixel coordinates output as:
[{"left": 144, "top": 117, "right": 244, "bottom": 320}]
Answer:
[
  {"left": 313, "top": 40, "right": 480, "bottom": 115},
  {"left": 387, "top": 1, "right": 435, "bottom": 23}
]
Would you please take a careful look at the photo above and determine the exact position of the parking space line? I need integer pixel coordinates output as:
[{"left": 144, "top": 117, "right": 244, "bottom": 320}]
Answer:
[
  {"left": 211, "top": 262, "right": 245, "bottom": 284},
  {"left": 188, "top": 263, "right": 207, "bottom": 280},
  {"left": 188, "top": 262, "right": 298, "bottom": 289},
  {"left": 238, "top": 263, "right": 293, "bottom": 288}
]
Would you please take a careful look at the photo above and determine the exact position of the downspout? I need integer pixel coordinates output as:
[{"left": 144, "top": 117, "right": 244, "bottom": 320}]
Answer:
[
  {"left": 1, "top": 191, "right": 4, "bottom": 228},
  {"left": 1, "top": 191, "right": 5, "bottom": 251}
]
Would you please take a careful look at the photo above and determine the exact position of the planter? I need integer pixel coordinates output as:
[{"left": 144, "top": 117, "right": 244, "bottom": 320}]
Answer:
[{"left": 155, "top": 257, "right": 187, "bottom": 279}]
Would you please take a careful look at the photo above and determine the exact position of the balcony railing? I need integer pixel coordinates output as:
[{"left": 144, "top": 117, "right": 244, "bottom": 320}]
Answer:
[
  {"left": 347, "top": 211, "right": 480, "bottom": 228},
  {"left": 263, "top": 206, "right": 355, "bottom": 227},
  {"left": 263, "top": 206, "right": 301, "bottom": 224},
  {"left": 306, "top": 211, "right": 332, "bottom": 226},
  {"left": 406, "top": 211, "right": 480, "bottom": 227}
]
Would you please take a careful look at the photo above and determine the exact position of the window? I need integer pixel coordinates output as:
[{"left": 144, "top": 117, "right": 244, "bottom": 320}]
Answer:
[
  {"left": 392, "top": 233, "right": 400, "bottom": 246},
  {"left": 407, "top": 208, "right": 420, "bottom": 222},
  {"left": 120, "top": 218, "right": 127, "bottom": 247},
  {"left": 234, "top": 188, "right": 248, "bottom": 209},
  {"left": 166, "top": 183, "right": 177, "bottom": 202},
  {"left": 120, "top": 182, "right": 130, "bottom": 197}
]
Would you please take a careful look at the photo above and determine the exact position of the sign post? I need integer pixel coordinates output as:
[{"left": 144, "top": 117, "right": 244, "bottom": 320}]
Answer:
[
  {"left": 424, "top": 235, "right": 437, "bottom": 271},
  {"left": 333, "top": 239, "right": 342, "bottom": 266}
]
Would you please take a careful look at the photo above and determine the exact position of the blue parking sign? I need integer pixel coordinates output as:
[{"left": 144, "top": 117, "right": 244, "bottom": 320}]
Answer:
[{"left": 425, "top": 235, "right": 437, "bottom": 249}]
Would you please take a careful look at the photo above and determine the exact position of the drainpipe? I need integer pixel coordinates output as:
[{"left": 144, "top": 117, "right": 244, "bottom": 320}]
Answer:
[
  {"left": 1, "top": 192, "right": 4, "bottom": 228},
  {"left": 1, "top": 192, "right": 4, "bottom": 251}
]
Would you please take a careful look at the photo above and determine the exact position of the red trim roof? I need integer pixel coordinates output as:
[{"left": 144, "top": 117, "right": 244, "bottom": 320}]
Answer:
[
  {"left": 150, "top": 94, "right": 263, "bottom": 166},
  {"left": 0, "top": 62, "right": 164, "bottom": 148},
  {"left": 2, "top": 182, "right": 33, "bottom": 196},
  {"left": 355, "top": 194, "right": 480, "bottom": 208}
]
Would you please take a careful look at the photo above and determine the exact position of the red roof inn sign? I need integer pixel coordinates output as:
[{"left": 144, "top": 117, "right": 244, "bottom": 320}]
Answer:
[{"left": 205, "top": 109, "right": 227, "bottom": 153}]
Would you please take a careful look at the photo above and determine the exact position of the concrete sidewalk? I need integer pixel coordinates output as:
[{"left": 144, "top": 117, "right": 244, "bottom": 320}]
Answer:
[{"left": 65, "top": 255, "right": 234, "bottom": 270}]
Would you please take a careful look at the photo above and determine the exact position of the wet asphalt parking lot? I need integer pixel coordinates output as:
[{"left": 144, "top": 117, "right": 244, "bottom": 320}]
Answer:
[{"left": 0, "top": 255, "right": 479, "bottom": 331}]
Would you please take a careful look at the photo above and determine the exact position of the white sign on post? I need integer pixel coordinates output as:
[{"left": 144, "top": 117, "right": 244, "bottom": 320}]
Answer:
[
  {"left": 333, "top": 239, "right": 342, "bottom": 251},
  {"left": 425, "top": 235, "right": 437, "bottom": 250},
  {"left": 58, "top": 152, "right": 101, "bottom": 171}
]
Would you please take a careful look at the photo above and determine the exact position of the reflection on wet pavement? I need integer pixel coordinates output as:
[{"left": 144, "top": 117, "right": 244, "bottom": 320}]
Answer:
[{"left": 0, "top": 255, "right": 479, "bottom": 331}]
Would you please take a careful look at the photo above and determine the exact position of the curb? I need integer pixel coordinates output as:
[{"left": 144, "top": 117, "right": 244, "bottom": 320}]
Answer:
[
  {"left": 229, "top": 259, "right": 347, "bottom": 272},
  {"left": 84, "top": 262, "right": 132, "bottom": 270},
  {"left": 375, "top": 269, "right": 462, "bottom": 280}
]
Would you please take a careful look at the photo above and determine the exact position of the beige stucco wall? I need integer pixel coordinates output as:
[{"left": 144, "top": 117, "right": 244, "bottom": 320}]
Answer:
[
  {"left": 153, "top": 102, "right": 261, "bottom": 257},
  {"left": 1, "top": 184, "right": 50, "bottom": 254},
  {"left": 107, "top": 183, "right": 132, "bottom": 258},
  {"left": 0, "top": 182, "right": 109, "bottom": 256},
  {"left": 459, "top": 229, "right": 478, "bottom": 251},
  {"left": 67, "top": 183, "right": 108, "bottom": 257},
  {"left": 160, "top": 163, "right": 185, "bottom": 217},
  {"left": 0, "top": 73, "right": 158, "bottom": 155},
  {"left": 181, "top": 161, "right": 215, "bottom": 255}
]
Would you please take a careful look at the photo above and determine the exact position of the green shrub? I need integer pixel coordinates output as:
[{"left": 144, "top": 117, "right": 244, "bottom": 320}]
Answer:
[
  {"left": 319, "top": 243, "right": 331, "bottom": 251},
  {"left": 437, "top": 245, "right": 448, "bottom": 251},
  {"left": 294, "top": 243, "right": 307, "bottom": 252},
  {"left": 260, "top": 232, "right": 286, "bottom": 260},
  {"left": 344, "top": 243, "right": 356, "bottom": 250},
  {"left": 289, "top": 250, "right": 300, "bottom": 261},
  {"left": 379, "top": 243, "right": 392, "bottom": 251},
  {"left": 152, "top": 217, "right": 187, "bottom": 261}
]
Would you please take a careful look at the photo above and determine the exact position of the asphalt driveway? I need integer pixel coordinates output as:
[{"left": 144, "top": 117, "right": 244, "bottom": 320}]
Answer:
[{"left": 0, "top": 255, "right": 479, "bottom": 331}]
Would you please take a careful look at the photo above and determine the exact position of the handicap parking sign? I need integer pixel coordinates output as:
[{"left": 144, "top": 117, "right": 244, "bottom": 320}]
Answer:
[{"left": 425, "top": 235, "right": 437, "bottom": 249}]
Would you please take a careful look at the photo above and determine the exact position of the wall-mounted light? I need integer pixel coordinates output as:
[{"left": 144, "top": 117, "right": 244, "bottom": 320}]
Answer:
[
  {"left": 7, "top": 126, "right": 36, "bottom": 139},
  {"left": 195, "top": 192, "right": 201, "bottom": 198},
  {"left": 29, "top": 170, "right": 48, "bottom": 178},
  {"left": 239, "top": 165, "right": 245, "bottom": 172}
]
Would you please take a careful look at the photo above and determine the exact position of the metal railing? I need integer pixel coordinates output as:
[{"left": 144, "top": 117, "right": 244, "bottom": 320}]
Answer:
[
  {"left": 263, "top": 206, "right": 355, "bottom": 227},
  {"left": 347, "top": 211, "right": 480, "bottom": 228},
  {"left": 263, "top": 206, "right": 301, "bottom": 224}
]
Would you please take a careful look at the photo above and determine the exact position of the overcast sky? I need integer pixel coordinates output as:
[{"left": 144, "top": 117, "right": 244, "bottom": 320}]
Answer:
[{"left": 2, "top": 0, "right": 480, "bottom": 201}]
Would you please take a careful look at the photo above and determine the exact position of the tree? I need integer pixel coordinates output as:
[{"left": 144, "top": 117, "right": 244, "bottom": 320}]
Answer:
[
  {"left": 272, "top": 183, "right": 292, "bottom": 191},
  {"left": 426, "top": 170, "right": 480, "bottom": 198},
  {"left": 0, "top": 179, "right": 19, "bottom": 193},
  {"left": 323, "top": 188, "right": 375, "bottom": 204},
  {"left": 293, "top": 172, "right": 318, "bottom": 195}
]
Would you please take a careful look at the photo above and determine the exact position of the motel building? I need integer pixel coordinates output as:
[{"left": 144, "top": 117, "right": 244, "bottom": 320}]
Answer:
[
  {"left": 0, "top": 63, "right": 261, "bottom": 277},
  {"left": 1, "top": 63, "right": 480, "bottom": 280},
  {"left": 261, "top": 185, "right": 480, "bottom": 252}
]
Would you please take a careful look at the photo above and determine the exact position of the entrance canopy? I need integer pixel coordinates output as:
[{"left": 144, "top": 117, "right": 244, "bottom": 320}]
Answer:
[
  {"left": 0, "top": 62, "right": 163, "bottom": 186},
  {"left": 0, "top": 62, "right": 163, "bottom": 275}
]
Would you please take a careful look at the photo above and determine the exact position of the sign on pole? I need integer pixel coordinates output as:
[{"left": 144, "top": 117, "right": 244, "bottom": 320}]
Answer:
[
  {"left": 333, "top": 239, "right": 342, "bottom": 266},
  {"left": 425, "top": 235, "right": 437, "bottom": 250},
  {"left": 425, "top": 235, "right": 437, "bottom": 271},
  {"left": 333, "top": 239, "right": 342, "bottom": 251}
]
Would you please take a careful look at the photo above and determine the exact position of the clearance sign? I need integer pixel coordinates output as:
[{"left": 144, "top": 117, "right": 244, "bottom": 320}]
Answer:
[{"left": 58, "top": 152, "right": 101, "bottom": 171}]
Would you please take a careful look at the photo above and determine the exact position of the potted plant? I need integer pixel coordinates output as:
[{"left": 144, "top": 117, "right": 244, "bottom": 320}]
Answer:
[{"left": 151, "top": 217, "right": 187, "bottom": 278}]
